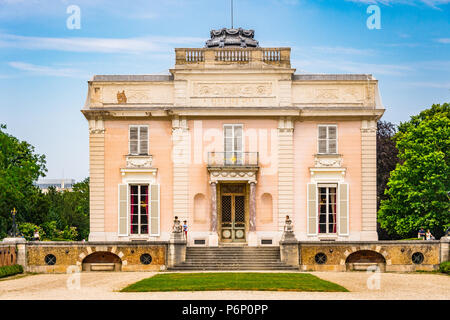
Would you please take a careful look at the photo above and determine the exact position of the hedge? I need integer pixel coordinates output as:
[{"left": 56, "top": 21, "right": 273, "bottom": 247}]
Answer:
[
  {"left": 0, "top": 265, "right": 24, "bottom": 279},
  {"left": 439, "top": 261, "right": 450, "bottom": 275}
]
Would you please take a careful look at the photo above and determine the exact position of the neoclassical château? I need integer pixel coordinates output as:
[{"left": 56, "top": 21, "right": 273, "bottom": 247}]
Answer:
[{"left": 82, "top": 28, "right": 384, "bottom": 246}]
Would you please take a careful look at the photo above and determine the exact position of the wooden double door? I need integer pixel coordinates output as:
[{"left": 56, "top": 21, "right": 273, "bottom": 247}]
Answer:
[{"left": 219, "top": 183, "right": 247, "bottom": 243}]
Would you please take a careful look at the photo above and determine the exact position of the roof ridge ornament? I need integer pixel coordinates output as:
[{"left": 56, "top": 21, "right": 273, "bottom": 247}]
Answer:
[{"left": 205, "top": 27, "right": 260, "bottom": 48}]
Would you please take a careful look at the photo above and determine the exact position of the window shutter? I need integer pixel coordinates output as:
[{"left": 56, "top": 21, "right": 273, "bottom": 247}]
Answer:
[
  {"left": 129, "top": 127, "right": 138, "bottom": 155},
  {"left": 318, "top": 126, "right": 327, "bottom": 153},
  {"left": 139, "top": 126, "right": 148, "bottom": 155},
  {"left": 118, "top": 184, "right": 128, "bottom": 236},
  {"left": 328, "top": 126, "right": 337, "bottom": 153},
  {"left": 150, "top": 184, "right": 160, "bottom": 236},
  {"left": 307, "top": 183, "right": 318, "bottom": 235},
  {"left": 339, "top": 183, "right": 349, "bottom": 235}
]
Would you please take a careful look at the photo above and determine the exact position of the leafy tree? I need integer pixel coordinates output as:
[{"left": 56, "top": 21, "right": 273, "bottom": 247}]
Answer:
[
  {"left": 0, "top": 124, "right": 47, "bottom": 238},
  {"left": 376, "top": 121, "right": 399, "bottom": 239},
  {"left": 0, "top": 124, "right": 89, "bottom": 241},
  {"left": 18, "top": 222, "right": 44, "bottom": 241},
  {"left": 378, "top": 103, "right": 450, "bottom": 239},
  {"left": 377, "top": 121, "right": 399, "bottom": 209},
  {"left": 57, "top": 178, "right": 89, "bottom": 240}
]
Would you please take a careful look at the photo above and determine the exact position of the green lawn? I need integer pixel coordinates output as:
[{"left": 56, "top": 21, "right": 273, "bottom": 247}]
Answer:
[{"left": 121, "top": 272, "right": 348, "bottom": 292}]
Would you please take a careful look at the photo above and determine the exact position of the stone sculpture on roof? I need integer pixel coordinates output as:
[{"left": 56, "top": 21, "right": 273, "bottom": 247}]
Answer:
[{"left": 205, "top": 27, "right": 259, "bottom": 48}]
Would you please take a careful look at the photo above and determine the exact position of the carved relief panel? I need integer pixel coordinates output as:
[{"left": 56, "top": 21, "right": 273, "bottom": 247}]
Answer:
[
  {"left": 190, "top": 81, "right": 275, "bottom": 107},
  {"left": 292, "top": 84, "right": 374, "bottom": 106},
  {"left": 100, "top": 84, "right": 174, "bottom": 104}
]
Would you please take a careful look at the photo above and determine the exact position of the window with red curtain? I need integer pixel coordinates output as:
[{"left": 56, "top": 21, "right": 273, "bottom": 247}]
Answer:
[{"left": 130, "top": 185, "right": 149, "bottom": 235}]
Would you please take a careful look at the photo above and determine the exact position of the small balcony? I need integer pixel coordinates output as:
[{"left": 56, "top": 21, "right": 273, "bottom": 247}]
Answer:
[{"left": 207, "top": 152, "right": 259, "bottom": 167}]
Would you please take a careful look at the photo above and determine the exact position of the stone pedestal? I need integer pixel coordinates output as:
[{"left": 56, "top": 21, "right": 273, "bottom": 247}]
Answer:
[
  {"left": 168, "top": 232, "right": 187, "bottom": 268},
  {"left": 280, "top": 239, "right": 299, "bottom": 267},
  {"left": 440, "top": 236, "right": 449, "bottom": 263},
  {"left": 208, "top": 232, "right": 219, "bottom": 247},
  {"left": 2, "top": 237, "right": 25, "bottom": 243},
  {"left": 248, "top": 232, "right": 258, "bottom": 247},
  {"left": 2, "top": 238, "right": 27, "bottom": 269}
]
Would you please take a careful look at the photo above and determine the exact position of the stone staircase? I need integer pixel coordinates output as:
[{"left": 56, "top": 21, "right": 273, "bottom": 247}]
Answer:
[{"left": 168, "top": 246, "right": 298, "bottom": 271}]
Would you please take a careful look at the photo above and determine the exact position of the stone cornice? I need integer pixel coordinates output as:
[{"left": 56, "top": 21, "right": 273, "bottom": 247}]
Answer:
[{"left": 82, "top": 106, "right": 385, "bottom": 119}]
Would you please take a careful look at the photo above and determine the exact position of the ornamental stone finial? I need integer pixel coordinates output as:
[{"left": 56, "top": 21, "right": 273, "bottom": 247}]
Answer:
[{"left": 205, "top": 28, "right": 259, "bottom": 48}]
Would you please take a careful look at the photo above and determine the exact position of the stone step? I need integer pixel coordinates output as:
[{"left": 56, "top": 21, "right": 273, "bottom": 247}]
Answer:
[
  {"left": 186, "top": 256, "right": 280, "bottom": 261},
  {"left": 187, "top": 247, "right": 279, "bottom": 250},
  {"left": 185, "top": 254, "right": 280, "bottom": 258},
  {"left": 168, "top": 266, "right": 298, "bottom": 271},
  {"left": 171, "top": 246, "right": 293, "bottom": 271},
  {"left": 172, "top": 264, "right": 294, "bottom": 267}
]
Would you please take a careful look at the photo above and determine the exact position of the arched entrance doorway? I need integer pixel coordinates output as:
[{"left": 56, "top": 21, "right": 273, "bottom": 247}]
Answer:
[
  {"left": 82, "top": 252, "right": 122, "bottom": 272},
  {"left": 346, "top": 250, "right": 386, "bottom": 272}
]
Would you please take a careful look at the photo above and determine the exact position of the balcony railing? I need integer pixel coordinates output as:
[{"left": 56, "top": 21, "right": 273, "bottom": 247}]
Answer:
[
  {"left": 207, "top": 152, "right": 259, "bottom": 167},
  {"left": 175, "top": 48, "right": 291, "bottom": 68}
]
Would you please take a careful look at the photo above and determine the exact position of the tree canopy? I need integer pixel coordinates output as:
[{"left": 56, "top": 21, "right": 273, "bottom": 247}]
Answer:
[
  {"left": 0, "top": 124, "right": 89, "bottom": 240},
  {"left": 0, "top": 124, "right": 47, "bottom": 238},
  {"left": 378, "top": 103, "right": 450, "bottom": 238}
]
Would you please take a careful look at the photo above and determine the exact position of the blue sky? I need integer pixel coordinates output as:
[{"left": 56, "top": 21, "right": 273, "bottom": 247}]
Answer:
[{"left": 0, "top": 0, "right": 449, "bottom": 181}]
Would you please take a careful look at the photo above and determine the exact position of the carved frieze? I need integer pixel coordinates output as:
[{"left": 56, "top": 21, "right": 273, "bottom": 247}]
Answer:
[
  {"left": 314, "top": 155, "right": 343, "bottom": 168},
  {"left": 100, "top": 85, "right": 173, "bottom": 104},
  {"left": 193, "top": 82, "right": 273, "bottom": 97},
  {"left": 126, "top": 155, "right": 153, "bottom": 168},
  {"left": 208, "top": 168, "right": 258, "bottom": 184},
  {"left": 292, "top": 84, "right": 368, "bottom": 105}
]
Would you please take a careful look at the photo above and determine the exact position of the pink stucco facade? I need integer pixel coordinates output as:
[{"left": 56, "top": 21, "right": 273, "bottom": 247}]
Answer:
[{"left": 83, "top": 44, "right": 384, "bottom": 245}]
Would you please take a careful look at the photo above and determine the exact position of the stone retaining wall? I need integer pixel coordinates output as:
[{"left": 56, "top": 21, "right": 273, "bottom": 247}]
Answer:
[
  {"left": 3, "top": 238, "right": 448, "bottom": 273},
  {"left": 299, "top": 241, "right": 443, "bottom": 272},
  {"left": 0, "top": 244, "right": 16, "bottom": 267},
  {"left": 25, "top": 241, "right": 168, "bottom": 273}
]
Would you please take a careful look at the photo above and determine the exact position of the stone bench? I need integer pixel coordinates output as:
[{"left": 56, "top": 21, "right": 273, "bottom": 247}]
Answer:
[{"left": 88, "top": 263, "right": 116, "bottom": 271}]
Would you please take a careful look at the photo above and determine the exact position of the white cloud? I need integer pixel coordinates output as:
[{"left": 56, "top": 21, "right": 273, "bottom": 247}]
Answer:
[
  {"left": 311, "top": 46, "right": 375, "bottom": 56},
  {"left": 0, "top": 33, "right": 204, "bottom": 54},
  {"left": 406, "top": 81, "right": 450, "bottom": 88},
  {"left": 292, "top": 58, "right": 413, "bottom": 76},
  {"left": 8, "top": 61, "right": 88, "bottom": 78},
  {"left": 436, "top": 38, "right": 450, "bottom": 44}
]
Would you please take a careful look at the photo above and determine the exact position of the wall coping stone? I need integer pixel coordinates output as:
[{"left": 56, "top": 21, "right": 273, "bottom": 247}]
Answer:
[
  {"left": 299, "top": 240, "right": 441, "bottom": 245},
  {"left": 24, "top": 241, "right": 169, "bottom": 247}
]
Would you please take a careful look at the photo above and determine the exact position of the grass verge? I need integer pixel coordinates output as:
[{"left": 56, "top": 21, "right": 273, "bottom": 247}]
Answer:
[
  {"left": 121, "top": 272, "right": 348, "bottom": 292},
  {"left": 0, "top": 265, "right": 23, "bottom": 279}
]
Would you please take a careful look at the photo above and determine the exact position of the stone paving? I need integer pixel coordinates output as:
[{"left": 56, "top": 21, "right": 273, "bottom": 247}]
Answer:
[{"left": 0, "top": 271, "right": 448, "bottom": 300}]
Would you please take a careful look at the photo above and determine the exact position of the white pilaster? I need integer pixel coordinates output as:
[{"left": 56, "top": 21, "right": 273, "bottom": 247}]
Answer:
[
  {"left": 277, "top": 117, "right": 295, "bottom": 232},
  {"left": 88, "top": 118, "right": 105, "bottom": 240},
  {"left": 361, "top": 119, "right": 378, "bottom": 240},
  {"left": 172, "top": 116, "right": 190, "bottom": 223}
]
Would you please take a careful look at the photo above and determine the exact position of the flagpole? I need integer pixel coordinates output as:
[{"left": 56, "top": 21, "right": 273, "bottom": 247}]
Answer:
[{"left": 231, "top": 0, "right": 234, "bottom": 28}]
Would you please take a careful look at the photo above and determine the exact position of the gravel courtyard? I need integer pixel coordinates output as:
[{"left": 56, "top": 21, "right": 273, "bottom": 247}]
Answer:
[{"left": 0, "top": 271, "right": 448, "bottom": 300}]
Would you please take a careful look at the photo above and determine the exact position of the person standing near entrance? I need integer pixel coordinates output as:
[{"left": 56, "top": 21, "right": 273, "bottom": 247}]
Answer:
[{"left": 183, "top": 220, "right": 188, "bottom": 240}]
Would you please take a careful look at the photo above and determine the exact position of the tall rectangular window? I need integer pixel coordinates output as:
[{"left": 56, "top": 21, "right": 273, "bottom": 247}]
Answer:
[
  {"left": 318, "top": 125, "right": 337, "bottom": 154},
  {"left": 224, "top": 124, "right": 243, "bottom": 165},
  {"left": 318, "top": 185, "right": 337, "bottom": 234},
  {"left": 129, "top": 125, "right": 148, "bottom": 155},
  {"left": 130, "top": 184, "right": 149, "bottom": 235}
]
